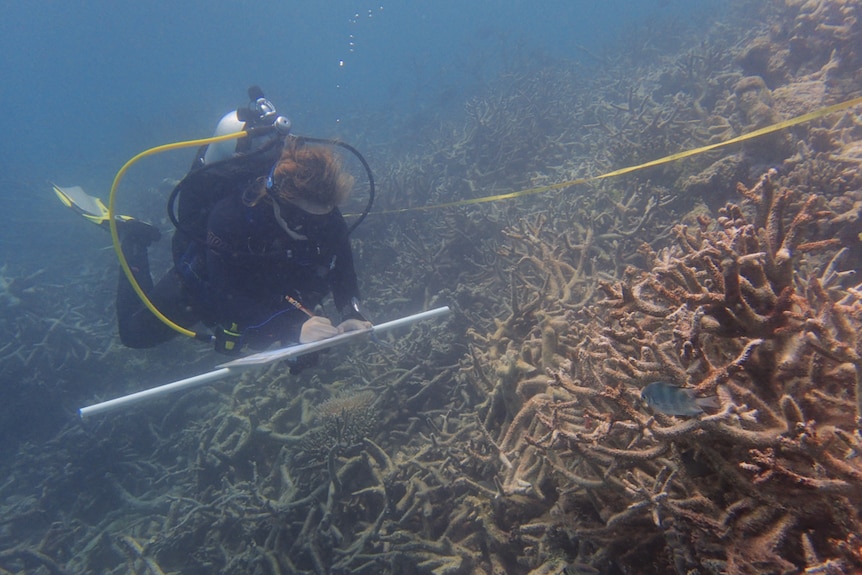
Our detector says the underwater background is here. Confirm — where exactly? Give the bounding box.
[2,0,862,574]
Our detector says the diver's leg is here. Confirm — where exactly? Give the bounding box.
[116,224,198,348]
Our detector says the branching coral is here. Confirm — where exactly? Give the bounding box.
[479,169,862,574]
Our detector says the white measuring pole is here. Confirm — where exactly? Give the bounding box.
[79,306,450,419]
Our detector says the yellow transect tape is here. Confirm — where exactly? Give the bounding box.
[375,95,862,215]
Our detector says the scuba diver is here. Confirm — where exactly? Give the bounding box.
[54,87,373,368]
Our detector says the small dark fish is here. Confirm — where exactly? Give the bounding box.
[641,381,719,416]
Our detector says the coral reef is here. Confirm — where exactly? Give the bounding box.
[473,169,862,573]
[1,1,861,574]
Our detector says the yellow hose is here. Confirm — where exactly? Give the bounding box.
[107,130,248,339]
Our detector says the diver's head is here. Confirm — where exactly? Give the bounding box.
[266,143,354,214]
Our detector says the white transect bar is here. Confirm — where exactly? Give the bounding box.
[79,369,232,419]
[79,306,450,419]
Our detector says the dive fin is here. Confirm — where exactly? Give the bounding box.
[52,184,135,229]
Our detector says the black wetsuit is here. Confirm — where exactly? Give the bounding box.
[116,192,361,352]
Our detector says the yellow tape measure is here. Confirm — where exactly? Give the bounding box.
[375,95,862,215]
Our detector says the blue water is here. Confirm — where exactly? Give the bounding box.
[0,1,712,189]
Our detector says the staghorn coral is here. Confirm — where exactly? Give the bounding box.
[480,169,862,574]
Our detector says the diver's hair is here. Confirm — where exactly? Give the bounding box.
[245,142,354,209]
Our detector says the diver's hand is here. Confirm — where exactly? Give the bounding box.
[337,319,373,334]
[300,316,339,343]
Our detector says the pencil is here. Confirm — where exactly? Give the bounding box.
[284,295,315,318]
